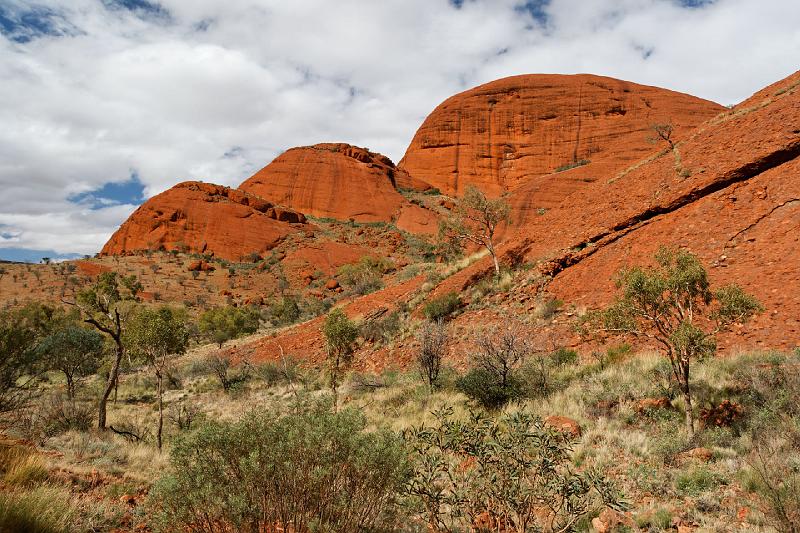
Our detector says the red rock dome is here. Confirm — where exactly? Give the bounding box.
[101,181,307,261]
[399,73,724,202]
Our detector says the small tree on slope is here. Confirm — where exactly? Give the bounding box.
[322,308,358,411]
[439,185,510,276]
[580,247,762,435]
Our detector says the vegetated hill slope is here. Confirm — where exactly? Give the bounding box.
[234,71,799,367]
[399,73,724,203]
[239,143,439,234]
[101,181,308,261]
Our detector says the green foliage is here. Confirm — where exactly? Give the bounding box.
[360,311,401,344]
[198,305,260,348]
[456,368,523,410]
[337,256,390,295]
[551,347,579,367]
[125,306,189,364]
[149,403,409,532]
[322,308,359,359]
[0,303,67,412]
[404,407,625,532]
[580,246,762,433]
[422,291,461,320]
[675,467,726,496]
[322,308,359,402]
[267,295,301,325]
[37,325,104,399]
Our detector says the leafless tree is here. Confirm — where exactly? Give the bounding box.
[417,320,450,391]
[473,325,532,388]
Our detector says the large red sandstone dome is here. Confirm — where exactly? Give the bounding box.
[101,181,307,261]
[239,143,438,234]
[399,73,724,202]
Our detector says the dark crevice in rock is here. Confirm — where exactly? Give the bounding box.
[541,140,800,278]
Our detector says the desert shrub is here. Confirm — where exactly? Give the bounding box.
[149,402,409,532]
[254,357,302,387]
[0,487,76,533]
[535,297,563,320]
[417,320,449,391]
[422,291,461,320]
[675,467,726,496]
[268,295,301,325]
[15,393,94,444]
[456,368,523,410]
[551,347,579,367]
[745,434,800,532]
[360,311,401,344]
[202,354,250,392]
[404,407,625,531]
[198,305,260,348]
[337,256,389,295]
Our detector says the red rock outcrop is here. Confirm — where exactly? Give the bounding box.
[399,74,724,204]
[239,143,438,233]
[505,70,800,352]
[101,181,307,261]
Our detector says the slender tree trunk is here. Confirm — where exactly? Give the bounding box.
[157,371,163,451]
[331,354,339,412]
[98,337,123,430]
[113,374,118,404]
[65,373,74,405]
[682,379,694,436]
[490,249,500,276]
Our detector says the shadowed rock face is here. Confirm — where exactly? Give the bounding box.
[239,143,438,233]
[399,73,724,203]
[101,181,307,261]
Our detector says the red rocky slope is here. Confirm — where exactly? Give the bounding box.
[101,181,307,261]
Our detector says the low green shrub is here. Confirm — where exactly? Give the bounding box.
[422,291,461,320]
[675,467,726,496]
[456,368,523,410]
[149,402,409,532]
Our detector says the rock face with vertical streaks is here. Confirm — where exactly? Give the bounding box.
[239,143,437,234]
[399,74,724,203]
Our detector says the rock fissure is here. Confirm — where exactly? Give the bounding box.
[542,140,800,279]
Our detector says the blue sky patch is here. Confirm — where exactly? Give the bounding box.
[515,0,550,25]
[0,4,76,43]
[0,247,84,264]
[103,0,171,22]
[69,173,145,210]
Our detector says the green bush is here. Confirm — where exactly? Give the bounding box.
[198,305,260,348]
[337,256,390,295]
[149,402,409,532]
[675,467,726,496]
[268,295,301,325]
[551,347,578,367]
[404,408,625,531]
[422,291,461,320]
[360,311,401,344]
[456,368,523,410]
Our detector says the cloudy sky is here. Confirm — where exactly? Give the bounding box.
[1,0,798,262]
